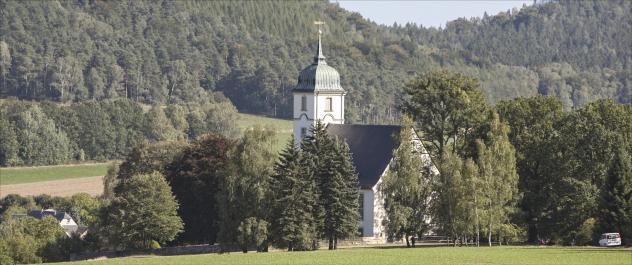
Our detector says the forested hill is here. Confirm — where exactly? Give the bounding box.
[1,0,630,123]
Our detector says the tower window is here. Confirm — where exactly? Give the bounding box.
[325,97,333,112]
[301,96,307,111]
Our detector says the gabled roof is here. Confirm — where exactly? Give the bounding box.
[27,209,73,222]
[326,124,400,189]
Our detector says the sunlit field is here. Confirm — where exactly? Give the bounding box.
[51,246,631,265]
[0,163,110,185]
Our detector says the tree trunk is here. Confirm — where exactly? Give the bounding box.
[405,234,410,248]
[328,236,334,250]
[474,194,480,247]
[498,227,502,246]
[527,220,539,244]
[334,237,337,250]
[488,221,493,247]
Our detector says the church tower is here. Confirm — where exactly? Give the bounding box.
[293,24,345,144]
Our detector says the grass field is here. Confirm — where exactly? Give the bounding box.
[236,113,293,153]
[0,163,110,185]
[51,246,631,265]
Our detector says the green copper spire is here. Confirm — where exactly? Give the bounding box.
[314,21,326,65]
[293,21,344,92]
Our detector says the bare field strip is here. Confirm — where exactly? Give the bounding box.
[0,176,103,197]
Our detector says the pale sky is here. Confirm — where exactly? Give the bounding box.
[336,1,533,28]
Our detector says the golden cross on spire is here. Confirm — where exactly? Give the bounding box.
[314,21,325,36]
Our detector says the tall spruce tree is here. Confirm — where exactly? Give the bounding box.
[599,144,632,245]
[269,138,318,251]
[302,121,360,250]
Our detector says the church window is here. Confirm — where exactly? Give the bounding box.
[301,96,307,111]
[301,127,307,138]
[325,97,333,112]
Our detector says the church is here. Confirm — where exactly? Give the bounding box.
[292,28,438,243]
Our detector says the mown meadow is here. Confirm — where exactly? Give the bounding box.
[51,246,631,265]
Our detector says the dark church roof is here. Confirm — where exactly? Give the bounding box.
[26,209,73,222]
[326,124,400,189]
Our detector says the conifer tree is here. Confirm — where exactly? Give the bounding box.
[599,144,632,245]
[302,121,360,250]
[269,138,318,251]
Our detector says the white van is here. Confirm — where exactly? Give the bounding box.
[599,233,621,247]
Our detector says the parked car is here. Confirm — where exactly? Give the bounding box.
[598,233,621,247]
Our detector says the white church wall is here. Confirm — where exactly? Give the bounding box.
[361,189,375,237]
[293,93,316,119]
[370,170,387,243]
[293,92,317,144]
[315,93,344,124]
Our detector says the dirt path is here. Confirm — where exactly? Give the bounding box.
[0,176,104,197]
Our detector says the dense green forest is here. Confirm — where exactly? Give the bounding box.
[0,98,237,166]
[1,0,630,124]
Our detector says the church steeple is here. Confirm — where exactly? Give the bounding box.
[314,23,326,65]
[292,21,345,145]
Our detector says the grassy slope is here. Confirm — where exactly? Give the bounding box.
[51,246,630,265]
[0,163,110,185]
[236,113,293,153]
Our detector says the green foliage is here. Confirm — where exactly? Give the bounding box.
[496,96,565,242]
[117,141,187,184]
[0,215,69,263]
[102,162,120,201]
[144,105,183,142]
[2,1,629,122]
[476,113,519,246]
[402,70,489,161]
[0,98,237,166]
[102,172,183,249]
[237,217,268,253]
[0,194,36,219]
[149,240,161,250]
[217,128,276,250]
[380,116,434,246]
[11,104,71,165]
[598,144,632,245]
[269,139,318,251]
[575,218,596,246]
[302,122,360,250]
[0,115,20,166]
[65,193,101,227]
[164,133,233,245]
